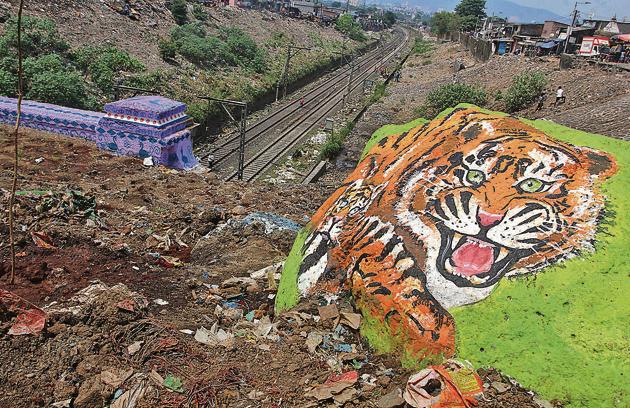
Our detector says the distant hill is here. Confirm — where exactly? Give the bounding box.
[411,0,569,23]
[486,0,569,23]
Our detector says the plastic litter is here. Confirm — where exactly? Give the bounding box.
[194,323,235,347]
[241,212,302,234]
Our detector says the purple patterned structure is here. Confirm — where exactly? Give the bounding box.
[0,96,198,170]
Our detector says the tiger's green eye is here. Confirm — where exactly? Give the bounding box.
[518,178,545,193]
[465,169,485,186]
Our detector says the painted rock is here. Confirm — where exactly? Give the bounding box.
[276,106,617,365]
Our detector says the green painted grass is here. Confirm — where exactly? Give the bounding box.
[275,227,310,312]
[449,109,630,408]
[360,118,428,161]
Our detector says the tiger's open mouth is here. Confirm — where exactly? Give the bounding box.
[436,230,531,288]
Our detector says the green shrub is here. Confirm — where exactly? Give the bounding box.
[503,71,547,112]
[126,70,163,91]
[23,53,65,79]
[266,32,288,48]
[0,16,69,57]
[159,39,177,61]
[423,83,487,116]
[71,46,144,93]
[170,25,266,72]
[219,27,267,72]
[219,28,257,63]
[369,82,387,104]
[169,0,188,25]
[186,101,208,123]
[178,35,219,66]
[27,70,88,108]
[0,69,17,96]
[192,4,208,21]
[320,122,354,160]
[170,22,206,41]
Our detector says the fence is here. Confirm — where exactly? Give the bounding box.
[456,32,493,62]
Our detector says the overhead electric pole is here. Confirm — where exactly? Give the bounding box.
[275,45,311,102]
[564,1,591,54]
[197,96,248,180]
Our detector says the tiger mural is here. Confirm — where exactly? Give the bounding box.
[281,107,617,361]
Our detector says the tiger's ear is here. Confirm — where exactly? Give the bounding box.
[579,147,618,180]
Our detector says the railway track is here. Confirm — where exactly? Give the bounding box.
[203,28,409,182]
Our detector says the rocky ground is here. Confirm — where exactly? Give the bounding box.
[0,127,557,407]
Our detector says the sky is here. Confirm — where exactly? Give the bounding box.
[514,0,628,20]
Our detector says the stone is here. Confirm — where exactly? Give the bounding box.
[231,205,247,216]
[377,388,405,408]
[491,381,510,394]
[318,303,339,321]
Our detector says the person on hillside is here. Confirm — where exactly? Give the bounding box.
[535,91,547,111]
[554,86,566,107]
[300,96,305,108]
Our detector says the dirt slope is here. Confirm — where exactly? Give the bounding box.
[6,0,353,69]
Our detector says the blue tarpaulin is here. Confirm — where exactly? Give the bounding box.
[537,41,558,49]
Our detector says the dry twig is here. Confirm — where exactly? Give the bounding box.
[8,0,25,284]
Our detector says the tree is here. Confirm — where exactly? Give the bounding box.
[455,0,486,31]
[383,11,396,28]
[430,11,460,37]
[503,72,547,112]
[335,14,366,42]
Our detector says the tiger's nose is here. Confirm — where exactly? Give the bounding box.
[478,210,504,227]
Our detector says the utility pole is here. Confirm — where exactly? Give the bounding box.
[275,45,311,102]
[197,96,248,180]
[564,1,591,54]
[342,51,355,108]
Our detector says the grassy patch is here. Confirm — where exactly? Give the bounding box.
[412,37,433,55]
[368,82,387,105]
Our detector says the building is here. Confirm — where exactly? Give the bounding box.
[541,20,569,39]
[290,0,316,16]
[582,18,630,35]
[514,23,544,37]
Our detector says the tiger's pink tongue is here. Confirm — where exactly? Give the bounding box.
[451,239,494,276]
